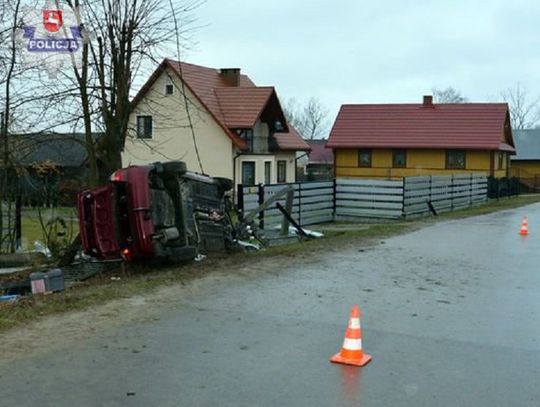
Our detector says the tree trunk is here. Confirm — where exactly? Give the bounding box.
[98,129,123,182]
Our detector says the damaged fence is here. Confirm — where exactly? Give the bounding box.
[238,181,334,229]
[238,174,488,228]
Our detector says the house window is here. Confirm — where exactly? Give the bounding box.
[136,115,153,139]
[446,150,465,169]
[393,149,406,168]
[277,160,287,183]
[264,161,272,184]
[165,84,174,95]
[241,161,256,185]
[358,149,372,167]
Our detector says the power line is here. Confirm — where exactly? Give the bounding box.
[167,0,204,174]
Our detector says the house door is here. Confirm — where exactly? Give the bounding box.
[241,161,256,185]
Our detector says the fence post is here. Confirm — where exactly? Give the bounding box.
[450,174,455,210]
[298,182,302,226]
[257,183,265,230]
[237,184,244,211]
[471,173,475,206]
[15,195,21,250]
[332,178,337,221]
[401,177,406,218]
[280,189,294,235]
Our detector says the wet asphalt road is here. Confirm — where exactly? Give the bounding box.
[2,204,540,406]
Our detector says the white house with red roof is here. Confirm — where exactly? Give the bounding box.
[327,96,515,179]
[123,59,310,186]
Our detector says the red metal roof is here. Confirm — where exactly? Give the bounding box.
[131,59,307,152]
[274,126,311,151]
[307,140,334,163]
[327,102,514,151]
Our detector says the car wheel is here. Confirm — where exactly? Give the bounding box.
[162,161,187,175]
[214,177,233,192]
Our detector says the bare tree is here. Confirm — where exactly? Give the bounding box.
[64,0,204,181]
[501,84,540,129]
[61,0,99,186]
[432,87,468,103]
[283,97,329,139]
[0,0,22,252]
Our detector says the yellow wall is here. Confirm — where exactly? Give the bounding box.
[511,161,540,177]
[335,149,510,178]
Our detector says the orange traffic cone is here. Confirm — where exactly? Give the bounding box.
[330,306,372,367]
[519,216,529,236]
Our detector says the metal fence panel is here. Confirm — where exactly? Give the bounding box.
[238,174,489,227]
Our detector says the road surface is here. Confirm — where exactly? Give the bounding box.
[1,204,540,406]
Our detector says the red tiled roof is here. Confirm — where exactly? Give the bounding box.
[131,59,307,152]
[215,87,274,128]
[307,140,334,163]
[327,103,514,151]
[274,126,311,151]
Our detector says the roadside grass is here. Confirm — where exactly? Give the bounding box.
[2,195,540,332]
[0,273,174,331]
[21,207,78,250]
[437,195,540,219]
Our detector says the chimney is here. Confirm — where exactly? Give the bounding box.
[220,68,241,87]
[423,95,434,107]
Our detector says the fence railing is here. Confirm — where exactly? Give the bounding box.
[335,178,403,219]
[403,174,487,217]
[238,174,490,228]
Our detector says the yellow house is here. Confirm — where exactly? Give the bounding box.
[123,59,310,186]
[510,129,540,191]
[327,96,515,179]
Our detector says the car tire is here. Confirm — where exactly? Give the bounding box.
[162,161,187,175]
[214,177,233,192]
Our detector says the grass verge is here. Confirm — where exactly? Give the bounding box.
[2,194,540,332]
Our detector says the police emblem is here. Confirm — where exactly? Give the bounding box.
[16,2,88,77]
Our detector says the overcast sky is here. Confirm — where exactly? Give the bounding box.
[182,0,540,129]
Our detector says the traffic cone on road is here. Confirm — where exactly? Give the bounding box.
[519,216,529,236]
[330,306,372,367]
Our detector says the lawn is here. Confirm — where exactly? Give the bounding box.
[20,207,79,251]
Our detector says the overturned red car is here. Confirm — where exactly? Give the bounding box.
[77,161,234,262]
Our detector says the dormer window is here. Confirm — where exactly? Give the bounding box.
[275,120,284,131]
[165,84,174,95]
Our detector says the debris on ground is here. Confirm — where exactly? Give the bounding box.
[0,295,19,302]
[30,269,65,294]
[273,226,325,239]
[194,254,207,262]
[33,241,52,258]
